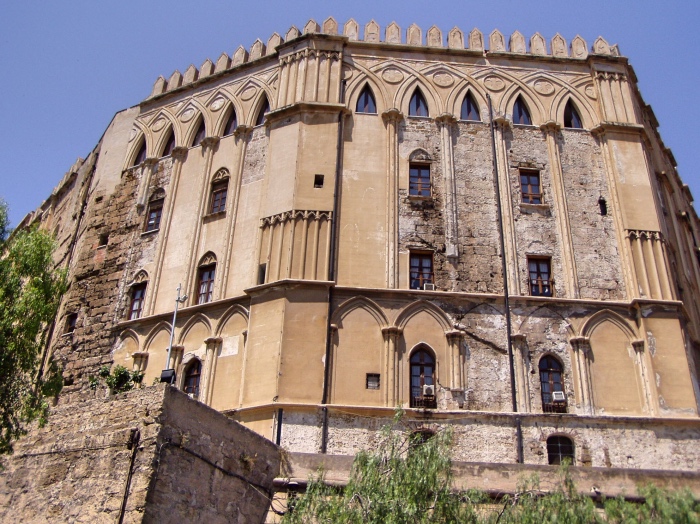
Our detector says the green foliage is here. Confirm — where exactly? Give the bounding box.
[0,199,67,454]
[281,413,700,523]
[90,364,142,394]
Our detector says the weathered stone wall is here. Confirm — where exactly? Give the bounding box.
[0,385,280,524]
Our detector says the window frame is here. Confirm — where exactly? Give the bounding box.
[209,179,229,214]
[197,264,216,304]
[409,163,431,198]
[191,120,206,148]
[539,355,567,413]
[563,100,583,129]
[161,129,176,157]
[528,256,553,297]
[144,198,164,232]
[183,359,202,399]
[513,96,532,126]
[409,252,434,290]
[223,110,237,136]
[520,169,543,205]
[128,282,147,320]
[410,349,436,409]
[460,92,480,121]
[547,436,574,465]
[408,89,429,117]
[356,85,377,114]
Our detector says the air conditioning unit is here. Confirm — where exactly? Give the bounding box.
[552,391,566,402]
[423,283,436,291]
[422,384,435,396]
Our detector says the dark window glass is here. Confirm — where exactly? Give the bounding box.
[184,360,202,399]
[256,98,270,126]
[197,265,216,304]
[258,263,267,285]
[192,120,206,147]
[409,89,429,117]
[598,196,608,216]
[314,174,324,188]
[223,110,237,136]
[539,356,566,413]
[547,436,574,465]
[145,199,164,232]
[134,140,147,166]
[209,180,228,214]
[410,253,434,290]
[529,257,553,297]
[410,350,436,408]
[356,85,377,113]
[366,373,380,390]
[564,100,583,129]
[162,130,176,157]
[460,92,480,121]
[409,164,431,197]
[513,96,532,125]
[520,170,542,204]
[129,283,147,320]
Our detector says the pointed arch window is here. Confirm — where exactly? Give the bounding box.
[191,119,206,147]
[223,109,237,136]
[209,170,229,214]
[161,129,176,157]
[356,84,377,114]
[144,189,165,232]
[255,97,270,126]
[564,100,583,129]
[460,92,480,121]
[513,96,532,125]
[197,253,216,304]
[539,355,567,413]
[184,359,202,399]
[133,139,147,167]
[409,89,429,117]
[410,349,436,408]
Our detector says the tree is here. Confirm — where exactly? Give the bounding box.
[0,200,66,454]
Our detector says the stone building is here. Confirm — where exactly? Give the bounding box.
[25,18,700,475]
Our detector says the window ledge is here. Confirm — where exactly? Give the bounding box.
[406,115,432,120]
[355,112,378,116]
[408,195,433,204]
[512,124,538,129]
[520,203,551,216]
[141,229,159,237]
[203,211,226,223]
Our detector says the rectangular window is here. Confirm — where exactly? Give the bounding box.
[520,169,542,204]
[409,164,431,197]
[257,263,267,285]
[528,257,553,297]
[129,283,147,320]
[314,174,324,188]
[209,181,228,214]
[366,373,380,390]
[410,253,434,290]
[197,265,216,304]
[64,313,77,334]
[145,199,164,232]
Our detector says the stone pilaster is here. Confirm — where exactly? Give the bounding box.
[436,113,459,259]
[570,336,594,415]
[382,326,403,406]
[511,333,531,412]
[382,109,404,289]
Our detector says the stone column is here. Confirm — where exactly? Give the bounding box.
[511,334,531,412]
[541,121,579,298]
[169,345,184,374]
[446,329,465,390]
[382,109,404,289]
[382,327,403,406]
[202,336,222,406]
[436,114,459,259]
[570,336,594,415]
[632,339,657,416]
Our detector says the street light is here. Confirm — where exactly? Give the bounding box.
[160,283,188,384]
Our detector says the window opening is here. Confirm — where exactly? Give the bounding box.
[133,140,147,167]
[184,360,202,399]
[257,263,267,285]
[256,97,270,126]
[539,356,567,413]
[410,350,436,408]
[409,164,431,197]
[410,253,434,290]
[356,85,377,114]
[547,436,574,465]
[191,120,206,148]
[366,373,380,390]
[209,179,228,214]
[98,233,109,247]
[162,129,176,157]
[460,92,480,121]
[520,169,542,204]
[145,199,164,232]
[64,313,77,334]
[314,174,324,188]
[513,96,532,125]
[409,89,429,117]
[564,100,583,129]
[197,264,216,304]
[223,110,237,136]
[598,196,608,216]
[129,283,147,320]
[528,257,553,297]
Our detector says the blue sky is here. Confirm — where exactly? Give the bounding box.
[1,0,698,226]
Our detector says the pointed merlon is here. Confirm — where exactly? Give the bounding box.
[447,27,464,49]
[530,32,547,55]
[232,45,248,66]
[267,33,283,54]
[215,52,231,73]
[386,21,401,44]
[303,19,320,34]
[183,64,198,85]
[344,19,359,41]
[407,23,422,46]
[167,70,182,91]
[570,35,587,59]
[200,58,214,78]
[286,25,300,41]
[593,36,611,55]
[551,33,568,57]
[249,39,266,61]
[509,31,526,53]
[322,17,338,35]
[365,20,380,42]
[151,76,166,98]
[427,25,443,47]
[489,30,505,52]
[469,28,484,51]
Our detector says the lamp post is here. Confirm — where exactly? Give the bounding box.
[160,283,188,384]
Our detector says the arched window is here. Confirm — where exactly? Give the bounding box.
[133,139,147,167]
[512,96,532,125]
[564,99,583,129]
[144,189,165,232]
[191,119,206,147]
[184,359,202,399]
[208,169,229,214]
[197,253,217,304]
[409,89,429,117]
[539,355,566,413]
[410,349,436,408]
[161,128,176,157]
[255,97,270,126]
[356,84,377,114]
[223,109,237,136]
[547,436,574,465]
[460,92,480,121]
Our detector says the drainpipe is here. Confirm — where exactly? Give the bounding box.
[488,94,524,464]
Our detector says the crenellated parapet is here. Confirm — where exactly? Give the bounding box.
[148,17,620,99]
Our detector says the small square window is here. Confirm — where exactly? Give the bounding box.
[145,199,164,232]
[409,164,431,197]
[314,174,324,188]
[520,169,542,204]
[366,373,380,390]
[528,257,553,297]
[410,252,434,290]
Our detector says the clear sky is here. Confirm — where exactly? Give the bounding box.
[1,0,698,227]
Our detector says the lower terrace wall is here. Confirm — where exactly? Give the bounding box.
[0,385,280,524]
